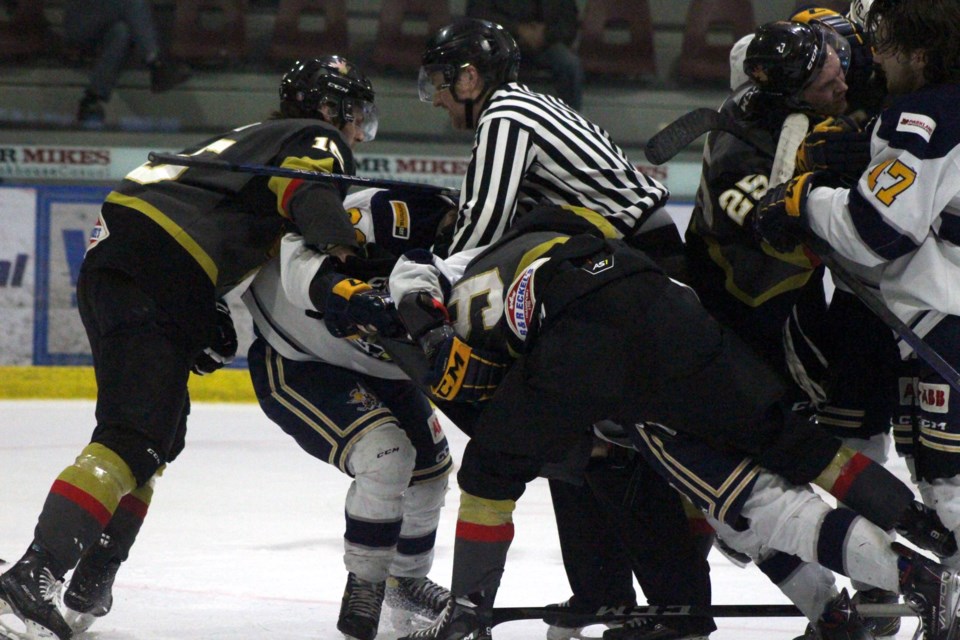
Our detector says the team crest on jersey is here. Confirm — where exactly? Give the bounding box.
[86,214,109,253]
[897,113,936,142]
[506,258,546,340]
[347,385,382,412]
[919,382,950,414]
[390,200,411,240]
[582,254,614,275]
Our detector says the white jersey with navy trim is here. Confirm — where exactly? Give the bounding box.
[241,187,452,376]
[450,82,669,254]
[805,82,960,354]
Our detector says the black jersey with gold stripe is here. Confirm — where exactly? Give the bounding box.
[82,117,356,342]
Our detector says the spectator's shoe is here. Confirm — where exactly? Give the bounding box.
[337,573,385,640]
[62,551,120,634]
[602,616,711,640]
[386,576,450,629]
[895,542,960,640]
[852,588,900,637]
[791,589,873,639]
[149,60,191,93]
[399,594,491,640]
[0,548,72,640]
[896,501,958,559]
[77,93,105,128]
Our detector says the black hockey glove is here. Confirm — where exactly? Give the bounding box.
[337,244,399,282]
[323,276,405,339]
[796,117,872,187]
[753,171,821,253]
[192,300,238,375]
[397,292,508,403]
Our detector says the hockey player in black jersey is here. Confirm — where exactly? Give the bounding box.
[339,205,960,640]
[0,56,377,640]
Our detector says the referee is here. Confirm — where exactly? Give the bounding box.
[418,17,671,256]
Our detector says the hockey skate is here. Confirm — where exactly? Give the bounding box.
[601,616,712,640]
[385,576,450,631]
[0,549,71,640]
[791,589,872,640]
[895,542,960,640]
[543,596,636,640]
[62,555,120,634]
[337,573,386,640]
[896,501,958,559]
[852,588,900,638]
[398,594,491,640]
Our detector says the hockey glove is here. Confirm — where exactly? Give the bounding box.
[796,117,871,187]
[423,331,509,403]
[397,292,509,403]
[192,300,238,375]
[323,277,404,339]
[752,171,820,253]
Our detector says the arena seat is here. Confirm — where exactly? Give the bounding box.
[267,0,349,67]
[369,0,451,73]
[0,1,55,59]
[578,0,656,79]
[676,0,755,84]
[169,0,248,66]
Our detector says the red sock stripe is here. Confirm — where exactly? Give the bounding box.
[455,520,515,543]
[50,479,112,527]
[831,452,871,501]
[688,517,715,537]
[117,493,149,520]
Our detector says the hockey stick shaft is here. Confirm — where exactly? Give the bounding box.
[800,231,960,393]
[492,603,915,626]
[146,152,461,199]
[644,108,777,165]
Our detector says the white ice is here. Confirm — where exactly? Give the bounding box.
[0,400,923,639]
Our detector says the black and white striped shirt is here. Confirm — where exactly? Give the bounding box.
[449,82,669,254]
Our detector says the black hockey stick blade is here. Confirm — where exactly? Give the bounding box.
[644,108,777,165]
[798,230,960,393]
[146,152,461,199]
[492,602,915,627]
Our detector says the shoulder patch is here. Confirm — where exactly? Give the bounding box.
[505,257,547,341]
[896,112,936,142]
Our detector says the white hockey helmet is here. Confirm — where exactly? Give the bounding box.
[847,0,874,27]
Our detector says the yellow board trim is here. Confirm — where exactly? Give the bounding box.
[105,191,219,284]
[0,366,256,402]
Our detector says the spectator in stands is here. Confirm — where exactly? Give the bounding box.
[64,0,191,127]
[466,0,583,111]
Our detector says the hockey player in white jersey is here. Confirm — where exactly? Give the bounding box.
[753,0,960,596]
[241,188,456,640]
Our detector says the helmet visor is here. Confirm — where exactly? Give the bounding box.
[418,64,458,103]
[805,23,852,89]
[340,97,379,142]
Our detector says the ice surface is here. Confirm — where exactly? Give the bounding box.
[0,400,920,639]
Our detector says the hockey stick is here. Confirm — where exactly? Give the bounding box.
[492,602,915,627]
[146,152,461,199]
[764,115,960,393]
[644,108,777,165]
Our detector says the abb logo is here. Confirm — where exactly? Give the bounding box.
[919,383,950,414]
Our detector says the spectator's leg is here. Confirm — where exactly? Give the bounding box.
[540,43,584,111]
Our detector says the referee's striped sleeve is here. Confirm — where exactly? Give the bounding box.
[450,118,533,254]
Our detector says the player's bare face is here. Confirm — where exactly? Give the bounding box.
[801,47,848,116]
[339,120,365,149]
[429,72,468,130]
[874,45,926,96]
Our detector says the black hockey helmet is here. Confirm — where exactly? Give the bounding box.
[744,21,850,108]
[418,17,520,103]
[279,56,378,140]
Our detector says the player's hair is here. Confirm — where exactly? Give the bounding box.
[867,0,960,84]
